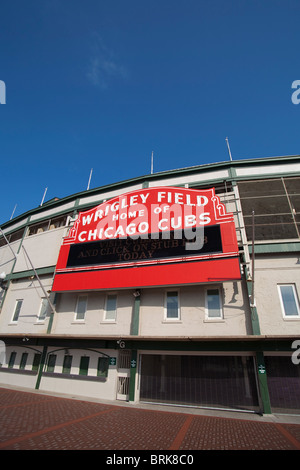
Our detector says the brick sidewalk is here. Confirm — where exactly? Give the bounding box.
[1,387,300,450]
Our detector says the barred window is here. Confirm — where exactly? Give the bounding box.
[238,177,300,241]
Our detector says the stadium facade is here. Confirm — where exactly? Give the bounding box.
[0,154,299,415]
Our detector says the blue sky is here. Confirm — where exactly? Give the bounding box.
[0,0,299,224]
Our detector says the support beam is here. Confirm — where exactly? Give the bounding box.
[130,291,141,336]
[129,349,137,402]
[35,345,48,390]
[256,351,272,414]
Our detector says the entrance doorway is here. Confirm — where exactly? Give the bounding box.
[116,350,131,400]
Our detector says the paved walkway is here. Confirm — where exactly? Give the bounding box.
[1,386,300,451]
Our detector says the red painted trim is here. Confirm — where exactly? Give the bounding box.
[52,257,241,291]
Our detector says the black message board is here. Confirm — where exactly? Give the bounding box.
[66,225,222,268]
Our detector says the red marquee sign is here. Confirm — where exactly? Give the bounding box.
[52,187,241,291]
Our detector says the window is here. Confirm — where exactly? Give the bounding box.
[278,284,300,317]
[49,215,68,230]
[0,228,24,247]
[27,221,49,236]
[47,354,57,372]
[62,355,72,374]
[32,353,41,372]
[75,296,87,321]
[19,353,28,370]
[206,288,223,319]
[12,299,23,323]
[104,294,117,321]
[97,357,109,377]
[79,356,90,376]
[118,350,131,369]
[165,291,180,320]
[27,215,69,236]
[238,177,300,241]
[38,298,48,322]
[8,352,16,368]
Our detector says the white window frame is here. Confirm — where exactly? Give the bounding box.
[75,295,88,321]
[37,297,48,322]
[164,290,180,321]
[278,284,300,318]
[11,299,23,323]
[205,287,223,320]
[104,294,117,322]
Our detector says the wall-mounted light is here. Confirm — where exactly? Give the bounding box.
[133,290,140,298]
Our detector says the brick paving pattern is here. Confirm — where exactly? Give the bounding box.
[1,387,300,450]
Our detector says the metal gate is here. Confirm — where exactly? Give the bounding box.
[140,354,260,412]
[265,356,300,414]
[116,350,131,400]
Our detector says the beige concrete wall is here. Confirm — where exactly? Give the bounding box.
[2,254,299,339]
[254,254,300,336]
[0,345,118,401]
[52,290,134,337]
[39,347,118,401]
[0,345,42,390]
[50,280,252,338]
[139,282,252,337]
[0,240,20,276]
[0,275,53,335]
[13,226,67,272]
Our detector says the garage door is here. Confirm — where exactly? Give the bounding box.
[140,354,259,412]
[265,356,300,414]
